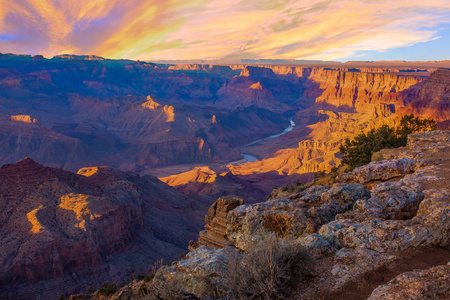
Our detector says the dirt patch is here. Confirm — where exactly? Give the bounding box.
[298,247,450,300]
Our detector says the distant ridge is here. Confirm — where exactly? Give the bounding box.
[53,54,105,60]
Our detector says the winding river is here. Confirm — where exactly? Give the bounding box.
[239,118,296,163]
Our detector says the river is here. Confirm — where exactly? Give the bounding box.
[239,118,296,163]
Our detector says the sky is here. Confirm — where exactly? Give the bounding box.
[0,0,450,62]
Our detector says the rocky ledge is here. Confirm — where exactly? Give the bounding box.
[151,130,450,299]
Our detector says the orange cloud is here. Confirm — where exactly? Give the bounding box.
[0,0,449,60]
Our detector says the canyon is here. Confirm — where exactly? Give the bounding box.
[0,53,450,298]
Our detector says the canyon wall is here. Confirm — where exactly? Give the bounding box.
[0,158,205,299]
[0,55,449,194]
[231,67,431,176]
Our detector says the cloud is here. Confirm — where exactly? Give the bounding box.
[0,0,449,60]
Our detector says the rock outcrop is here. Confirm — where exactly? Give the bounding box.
[227,184,369,250]
[194,196,244,249]
[159,167,266,204]
[10,115,37,123]
[153,246,238,299]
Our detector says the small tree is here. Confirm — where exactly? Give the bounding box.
[98,282,117,296]
[340,115,435,169]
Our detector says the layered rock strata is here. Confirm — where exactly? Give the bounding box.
[194,196,244,249]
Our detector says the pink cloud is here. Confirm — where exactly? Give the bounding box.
[0,0,449,60]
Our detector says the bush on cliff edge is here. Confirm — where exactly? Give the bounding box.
[340,114,435,169]
[223,236,314,299]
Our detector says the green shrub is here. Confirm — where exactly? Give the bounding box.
[136,274,145,281]
[98,282,117,296]
[86,285,94,295]
[340,114,435,169]
[138,283,148,297]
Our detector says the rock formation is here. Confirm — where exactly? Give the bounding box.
[406,68,450,121]
[10,115,37,123]
[159,167,266,203]
[368,263,450,299]
[193,196,244,249]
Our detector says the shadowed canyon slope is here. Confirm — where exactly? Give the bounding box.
[0,158,210,299]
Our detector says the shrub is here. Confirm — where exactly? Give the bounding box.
[263,214,292,237]
[223,236,314,299]
[138,283,148,297]
[98,282,117,296]
[340,114,435,169]
[144,273,154,283]
[136,273,145,281]
[86,285,94,295]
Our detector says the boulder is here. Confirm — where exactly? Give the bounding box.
[152,246,238,298]
[336,158,415,184]
[368,263,450,300]
[227,183,369,250]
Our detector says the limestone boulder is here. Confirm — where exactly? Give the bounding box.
[152,246,238,298]
[368,263,450,300]
[227,183,369,250]
[336,157,415,184]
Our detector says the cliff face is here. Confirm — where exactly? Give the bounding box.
[306,68,424,112]
[406,68,450,121]
[232,67,433,176]
[0,159,205,299]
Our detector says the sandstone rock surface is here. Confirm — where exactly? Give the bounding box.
[194,196,244,249]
